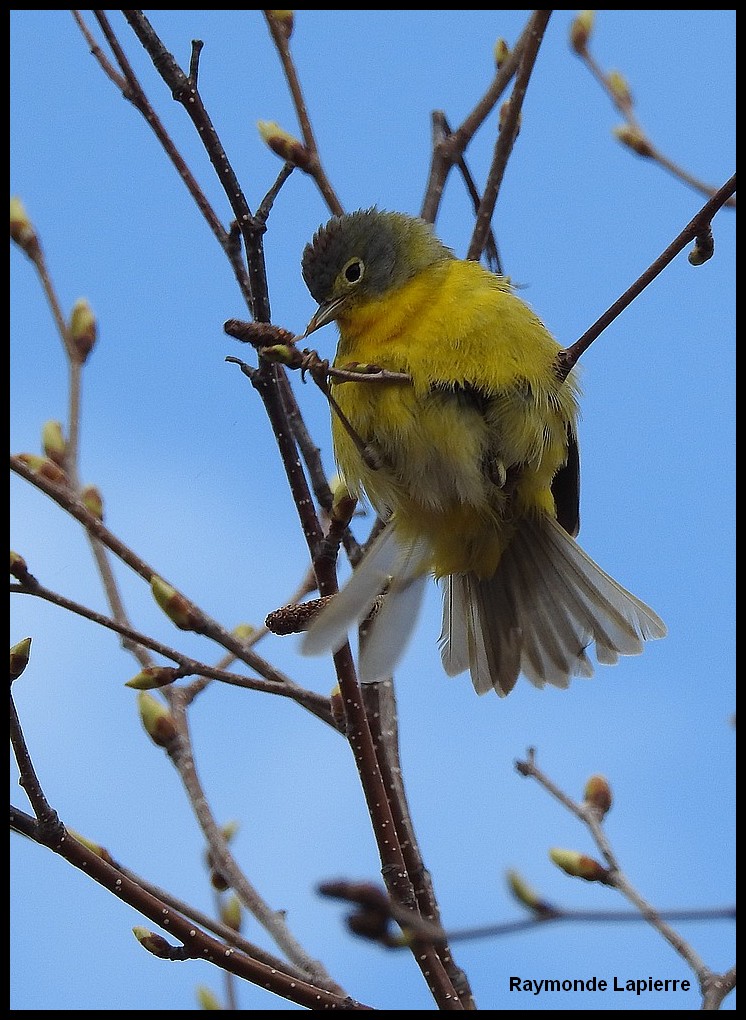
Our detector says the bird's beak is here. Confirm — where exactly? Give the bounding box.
[302,296,347,339]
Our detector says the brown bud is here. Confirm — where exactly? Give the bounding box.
[137,691,178,748]
[499,99,521,135]
[584,774,613,818]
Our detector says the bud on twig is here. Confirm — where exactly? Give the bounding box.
[583,774,613,818]
[10,550,31,582]
[10,196,40,259]
[68,299,97,363]
[41,420,67,466]
[266,10,294,40]
[132,926,175,959]
[220,820,240,843]
[330,684,346,731]
[570,10,595,55]
[10,637,32,683]
[196,986,223,1010]
[506,869,550,914]
[549,847,611,884]
[16,453,67,485]
[688,228,715,266]
[493,38,510,69]
[613,124,654,158]
[220,894,242,932]
[606,69,633,110]
[257,121,312,171]
[80,484,104,521]
[137,691,178,748]
[67,828,116,866]
[499,99,521,135]
[126,666,180,691]
[150,576,202,632]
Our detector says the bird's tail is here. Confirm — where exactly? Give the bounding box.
[440,514,667,696]
[301,524,431,683]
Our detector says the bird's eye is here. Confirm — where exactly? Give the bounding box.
[342,258,364,284]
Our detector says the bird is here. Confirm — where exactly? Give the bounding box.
[298,208,666,696]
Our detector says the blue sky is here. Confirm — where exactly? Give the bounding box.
[10,10,735,1011]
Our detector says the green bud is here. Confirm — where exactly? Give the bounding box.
[220,819,240,843]
[10,196,40,258]
[330,683,346,731]
[196,986,223,1010]
[220,894,242,932]
[232,623,256,643]
[506,869,544,912]
[67,828,116,865]
[493,38,510,69]
[570,10,595,54]
[549,848,610,883]
[257,121,311,170]
[41,420,67,466]
[150,576,202,632]
[10,637,32,682]
[16,452,67,485]
[266,10,294,40]
[613,124,654,158]
[69,298,97,363]
[132,926,173,958]
[606,69,633,109]
[137,691,178,748]
[80,484,104,521]
[126,666,180,691]
[10,550,31,581]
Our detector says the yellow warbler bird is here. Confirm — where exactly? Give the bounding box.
[299,208,666,696]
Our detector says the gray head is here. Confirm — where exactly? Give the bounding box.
[301,208,454,327]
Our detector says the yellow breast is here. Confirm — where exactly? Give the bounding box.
[329,259,579,577]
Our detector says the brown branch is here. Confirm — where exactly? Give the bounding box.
[10,807,370,1010]
[10,580,333,722]
[467,10,552,261]
[557,172,736,378]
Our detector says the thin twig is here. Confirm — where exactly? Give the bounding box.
[572,19,736,209]
[263,11,344,216]
[557,172,736,377]
[468,10,552,261]
[10,580,333,721]
[515,749,735,1008]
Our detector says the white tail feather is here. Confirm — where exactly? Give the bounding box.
[440,514,666,696]
[301,526,430,683]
